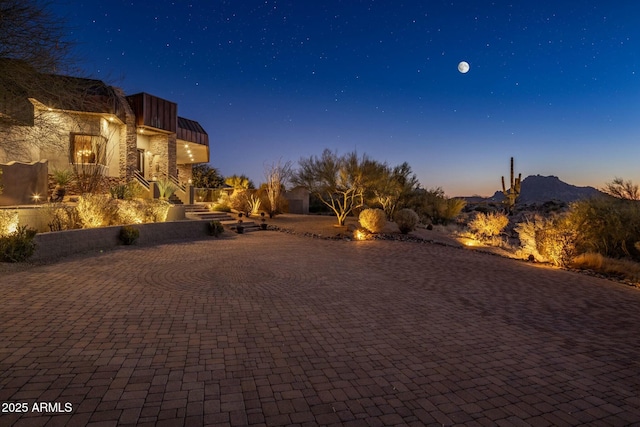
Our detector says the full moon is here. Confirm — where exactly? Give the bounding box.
[458,61,470,74]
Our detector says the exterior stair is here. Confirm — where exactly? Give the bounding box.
[168,193,184,204]
[183,205,264,233]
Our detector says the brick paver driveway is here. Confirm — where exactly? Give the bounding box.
[1,232,639,426]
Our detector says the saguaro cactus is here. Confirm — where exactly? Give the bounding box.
[501,157,521,214]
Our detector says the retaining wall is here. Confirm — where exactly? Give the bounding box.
[31,220,214,262]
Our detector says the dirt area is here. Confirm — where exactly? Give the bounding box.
[265,213,464,247]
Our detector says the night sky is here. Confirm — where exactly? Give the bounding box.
[51,1,640,196]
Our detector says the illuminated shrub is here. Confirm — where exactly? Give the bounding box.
[210,203,231,212]
[229,190,250,213]
[77,194,117,228]
[534,215,577,267]
[394,208,419,234]
[359,208,387,233]
[0,210,19,237]
[116,200,146,224]
[468,212,509,241]
[514,214,546,261]
[142,199,171,223]
[0,225,37,262]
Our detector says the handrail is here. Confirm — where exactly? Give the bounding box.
[169,175,186,192]
[133,170,150,190]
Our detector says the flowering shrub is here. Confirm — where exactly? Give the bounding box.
[394,209,419,234]
[359,208,387,233]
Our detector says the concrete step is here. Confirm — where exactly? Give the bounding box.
[226,221,264,233]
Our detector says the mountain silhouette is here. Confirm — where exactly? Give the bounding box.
[489,175,603,204]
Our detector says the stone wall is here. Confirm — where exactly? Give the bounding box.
[31,219,214,262]
[177,164,193,185]
[0,160,49,206]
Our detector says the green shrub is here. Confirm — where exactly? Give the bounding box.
[208,220,224,237]
[0,225,37,262]
[359,208,387,233]
[568,197,640,260]
[394,209,419,234]
[109,183,130,200]
[52,168,74,186]
[119,225,139,245]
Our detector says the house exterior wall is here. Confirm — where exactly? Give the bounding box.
[0,104,123,178]
[177,164,193,185]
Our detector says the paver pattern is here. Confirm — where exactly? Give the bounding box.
[1,231,639,426]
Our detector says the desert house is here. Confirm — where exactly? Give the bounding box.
[0,63,209,206]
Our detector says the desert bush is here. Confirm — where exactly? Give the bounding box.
[359,208,387,233]
[229,190,250,213]
[110,181,144,200]
[210,203,231,212]
[534,215,577,267]
[394,208,419,234]
[119,225,140,245]
[77,194,117,228]
[207,220,224,237]
[572,252,640,283]
[44,203,79,231]
[142,199,171,223]
[567,197,640,260]
[0,225,37,262]
[0,210,19,237]
[418,189,467,225]
[468,212,509,241]
[116,199,146,224]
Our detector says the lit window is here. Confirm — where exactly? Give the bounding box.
[70,134,106,165]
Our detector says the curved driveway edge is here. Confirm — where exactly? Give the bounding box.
[1,232,639,426]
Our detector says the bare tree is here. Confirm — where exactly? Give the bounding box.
[264,159,292,217]
[0,0,73,73]
[293,149,370,226]
[602,177,639,201]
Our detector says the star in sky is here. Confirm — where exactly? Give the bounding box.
[54,0,640,195]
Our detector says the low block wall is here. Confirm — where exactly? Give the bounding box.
[32,220,214,262]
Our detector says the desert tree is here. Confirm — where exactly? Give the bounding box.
[292,149,370,226]
[191,164,224,188]
[224,174,254,190]
[264,159,292,217]
[602,177,639,201]
[370,161,421,220]
[0,0,74,74]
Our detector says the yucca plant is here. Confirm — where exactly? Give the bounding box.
[156,178,177,200]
